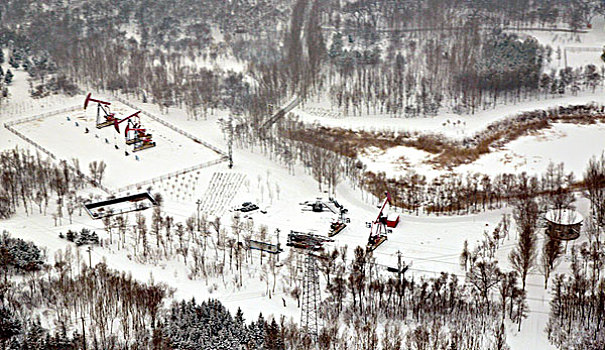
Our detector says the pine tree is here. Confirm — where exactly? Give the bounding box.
[66,230,75,242]
[0,306,21,347]
[4,69,13,85]
[76,228,91,246]
[23,319,47,349]
[264,318,284,350]
[8,55,18,69]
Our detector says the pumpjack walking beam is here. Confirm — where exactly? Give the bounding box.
[84,93,115,128]
[113,111,141,133]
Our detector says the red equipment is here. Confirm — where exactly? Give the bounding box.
[125,122,152,145]
[113,111,141,133]
[83,93,111,109]
[133,136,156,152]
[366,192,393,251]
[127,127,148,136]
[84,93,117,129]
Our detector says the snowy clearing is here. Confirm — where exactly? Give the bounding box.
[359,121,605,180]
[9,99,224,190]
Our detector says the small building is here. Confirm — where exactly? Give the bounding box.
[84,192,158,219]
[544,208,583,240]
[386,212,400,228]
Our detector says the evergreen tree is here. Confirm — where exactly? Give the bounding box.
[65,230,75,242]
[4,69,13,85]
[264,318,284,350]
[8,55,19,69]
[22,319,47,349]
[0,306,21,347]
[328,33,344,59]
[1,233,44,272]
[76,228,91,246]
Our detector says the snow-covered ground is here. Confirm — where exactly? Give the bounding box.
[359,120,605,180]
[9,99,223,190]
[456,121,605,177]
[0,50,599,349]
[513,16,605,71]
[293,89,604,140]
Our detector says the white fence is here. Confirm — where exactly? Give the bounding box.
[111,95,228,157]
[114,156,228,194]
[3,105,113,194]
[3,98,229,196]
[565,46,603,53]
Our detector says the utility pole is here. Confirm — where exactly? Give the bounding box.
[87,246,92,268]
[397,250,403,284]
[196,199,202,233]
[275,228,281,261]
[301,252,320,343]
[228,114,234,169]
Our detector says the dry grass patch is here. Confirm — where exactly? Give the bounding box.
[284,104,605,169]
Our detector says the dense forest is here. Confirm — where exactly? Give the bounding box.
[1,0,604,115]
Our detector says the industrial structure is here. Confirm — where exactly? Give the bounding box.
[83,94,156,152]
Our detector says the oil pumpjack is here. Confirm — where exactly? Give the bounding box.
[84,93,117,129]
[112,111,156,152]
[125,119,152,145]
[83,93,157,152]
[366,192,393,251]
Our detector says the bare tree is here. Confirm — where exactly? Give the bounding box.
[539,234,562,289]
[509,198,539,291]
[97,161,107,185]
[467,259,501,315]
[584,153,605,231]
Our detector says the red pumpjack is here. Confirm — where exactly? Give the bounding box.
[366,192,393,251]
[113,111,141,134]
[133,136,156,152]
[125,119,152,145]
[114,111,156,152]
[84,93,117,129]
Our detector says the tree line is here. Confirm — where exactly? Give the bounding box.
[0,147,108,223]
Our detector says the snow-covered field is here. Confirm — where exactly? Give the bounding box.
[456,121,605,177]
[10,99,223,190]
[1,36,602,348]
[293,90,605,139]
[359,121,605,180]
